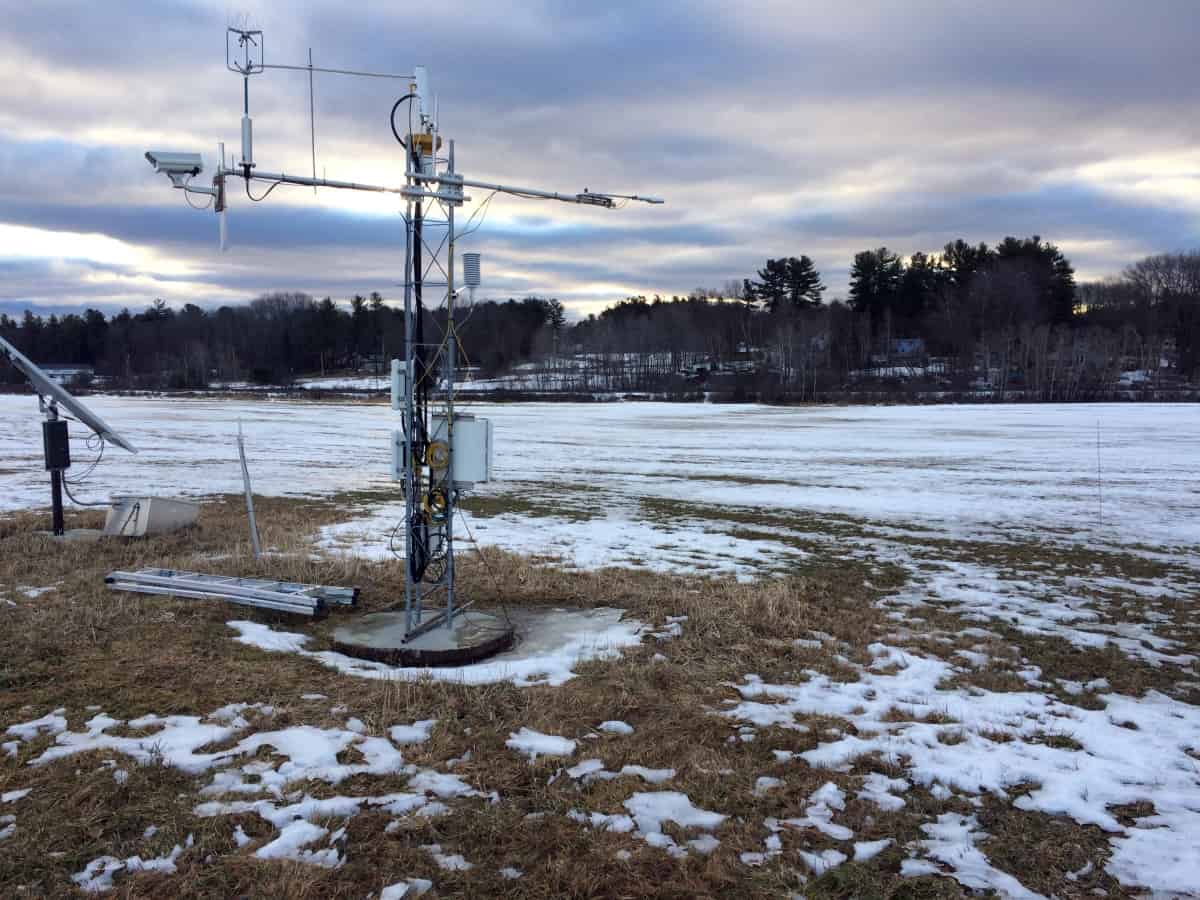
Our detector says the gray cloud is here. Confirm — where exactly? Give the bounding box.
[2,0,1199,315]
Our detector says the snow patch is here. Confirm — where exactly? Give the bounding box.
[725,645,1200,896]
[72,842,187,893]
[423,843,473,870]
[912,814,1041,899]
[389,719,437,745]
[506,727,576,760]
[380,878,432,898]
[854,838,892,861]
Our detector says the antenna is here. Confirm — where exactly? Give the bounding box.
[143,30,663,654]
[1,335,137,535]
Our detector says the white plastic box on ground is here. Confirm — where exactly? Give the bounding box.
[103,496,200,537]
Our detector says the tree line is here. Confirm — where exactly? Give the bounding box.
[566,240,1197,399]
[2,238,1197,400]
[1,293,566,389]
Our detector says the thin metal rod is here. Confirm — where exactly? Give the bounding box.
[261,63,413,80]
[237,420,262,559]
[308,48,317,194]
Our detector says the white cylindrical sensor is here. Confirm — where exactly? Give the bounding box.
[462,252,481,288]
[240,115,254,168]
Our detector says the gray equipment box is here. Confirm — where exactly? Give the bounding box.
[430,414,493,487]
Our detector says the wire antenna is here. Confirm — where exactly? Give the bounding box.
[308,47,317,194]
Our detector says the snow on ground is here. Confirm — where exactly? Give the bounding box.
[3,397,1199,893]
[5,702,722,891]
[380,878,432,898]
[465,402,1199,552]
[0,394,397,511]
[563,759,675,785]
[390,720,437,745]
[4,396,1197,642]
[3,397,1196,553]
[4,703,493,886]
[569,790,727,859]
[723,643,1200,895]
[73,841,190,894]
[506,728,576,760]
[295,374,389,391]
[312,400,1200,669]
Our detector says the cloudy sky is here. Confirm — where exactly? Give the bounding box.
[2,0,1199,319]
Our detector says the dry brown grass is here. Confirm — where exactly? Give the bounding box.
[0,493,1185,898]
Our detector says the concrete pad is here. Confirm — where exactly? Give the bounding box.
[332,609,515,667]
[330,605,634,672]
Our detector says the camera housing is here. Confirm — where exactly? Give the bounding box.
[145,151,204,186]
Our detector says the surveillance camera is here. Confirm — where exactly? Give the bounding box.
[144,151,204,182]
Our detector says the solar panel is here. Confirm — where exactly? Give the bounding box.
[0,335,137,453]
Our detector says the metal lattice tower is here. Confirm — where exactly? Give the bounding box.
[145,28,663,647]
[399,111,464,638]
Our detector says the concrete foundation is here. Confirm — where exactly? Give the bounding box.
[331,609,516,667]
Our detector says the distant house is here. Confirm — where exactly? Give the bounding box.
[42,365,94,386]
[870,338,926,367]
[890,338,925,359]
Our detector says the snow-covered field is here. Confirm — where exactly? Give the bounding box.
[2,395,1199,894]
[3,395,1196,550]
[3,395,1197,660]
[0,394,398,511]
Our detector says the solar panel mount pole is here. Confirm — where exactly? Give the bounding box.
[43,399,65,536]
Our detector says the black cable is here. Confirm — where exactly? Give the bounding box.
[64,434,104,485]
[390,93,415,149]
[245,179,283,202]
[61,478,108,507]
[456,506,514,628]
[387,516,406,561]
